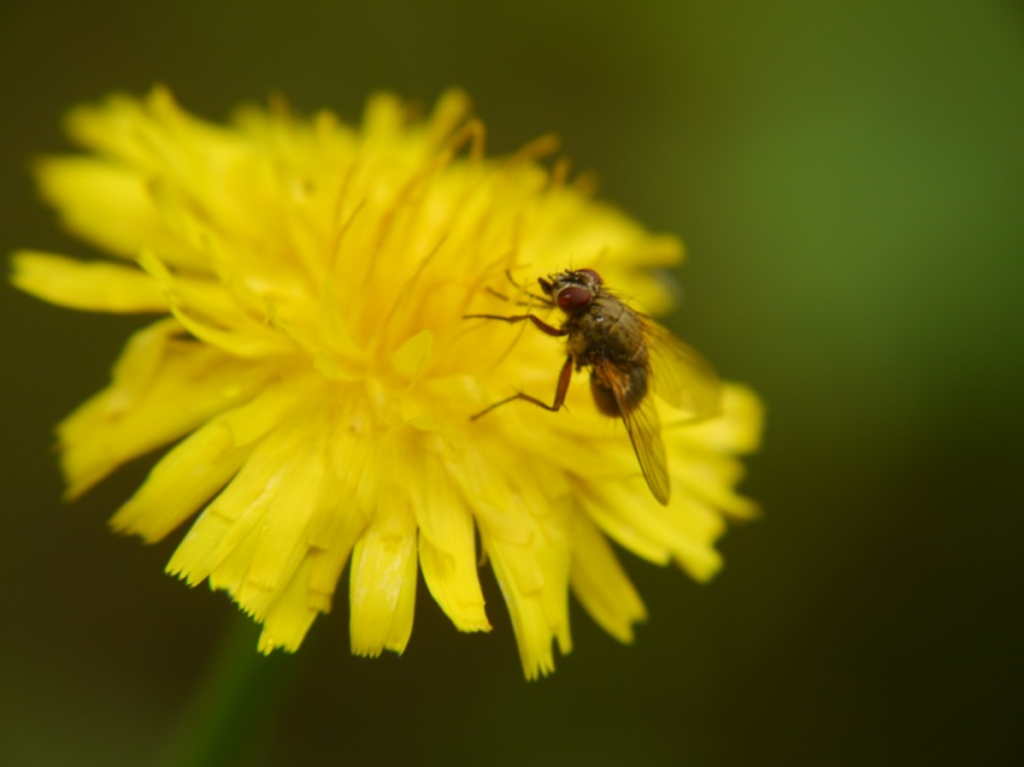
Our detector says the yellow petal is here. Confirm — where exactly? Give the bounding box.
[404,442,489,631]
[35,157,204,268]
[485,531,572,680]
[166,398,323,588]
[110,416,247,542]
[577,482,674,565]
[346,426,419,657]
[58,321,276,497]
[569,510,647,643]
[419,537,490,633]
[304,411,372,610]
[10,251,166,312]
[236,419,332,618]
[258,557,318,653]
[349,517,419,657]
[136,250,297,359]
[391,329,433,381]
[307,517,365,613]
[672,383,764,456]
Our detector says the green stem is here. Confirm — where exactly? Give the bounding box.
[156,614,297,767]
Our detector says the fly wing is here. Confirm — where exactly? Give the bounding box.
[643,318,721,420]
[597,359,671,505]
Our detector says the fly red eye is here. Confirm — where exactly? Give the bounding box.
[577,268,602,286]
[557,285,593,312]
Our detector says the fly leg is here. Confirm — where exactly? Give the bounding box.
[463,312,566,337]
[478,269,552,306]
[471,355,573,421]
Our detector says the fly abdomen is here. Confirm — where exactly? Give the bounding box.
[590,364,649,417]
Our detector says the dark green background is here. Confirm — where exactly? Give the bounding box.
[3,1,1022,765]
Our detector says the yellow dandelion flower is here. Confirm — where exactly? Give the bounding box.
[12,87,762,679]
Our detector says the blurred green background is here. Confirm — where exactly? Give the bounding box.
[3,1,1023,765]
